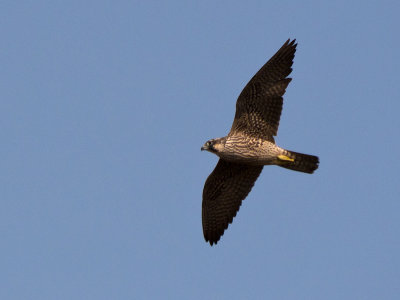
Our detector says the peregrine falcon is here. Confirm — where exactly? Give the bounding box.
[201,39,319,245]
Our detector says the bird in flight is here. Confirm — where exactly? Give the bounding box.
[201,39,319,245]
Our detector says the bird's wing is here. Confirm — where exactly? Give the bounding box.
[202,159,263,245]
[229,39,297,141]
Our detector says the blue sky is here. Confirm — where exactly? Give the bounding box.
[1,1,400,299]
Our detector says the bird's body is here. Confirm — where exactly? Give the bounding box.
[207,135,283,166]
[201,39,319,245]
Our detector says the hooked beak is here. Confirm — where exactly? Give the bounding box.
[201,146,206,151]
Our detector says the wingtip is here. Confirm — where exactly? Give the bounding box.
[209,240,217,246]
[280,39,297,53]
[290,38,297,47]
[205,235,220,246]
[204,228,224,246]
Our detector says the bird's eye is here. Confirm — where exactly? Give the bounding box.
[207,141,212,146]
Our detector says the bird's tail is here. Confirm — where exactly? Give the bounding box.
[277,149,319,174]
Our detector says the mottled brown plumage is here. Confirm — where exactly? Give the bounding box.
[201,39,319,245]
[202,160,263,244]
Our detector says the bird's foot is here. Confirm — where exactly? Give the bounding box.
[278,155,294,162]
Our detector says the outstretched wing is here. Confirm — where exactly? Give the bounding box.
[229,39,297,141]
[202,159,263,245]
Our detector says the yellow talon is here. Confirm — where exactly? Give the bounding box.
[278,155,294,162]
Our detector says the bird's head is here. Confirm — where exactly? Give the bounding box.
[201,138,225,153]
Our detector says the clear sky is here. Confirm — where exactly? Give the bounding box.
[1,1,399,299]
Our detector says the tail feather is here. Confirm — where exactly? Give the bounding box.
[279,150,319,174]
